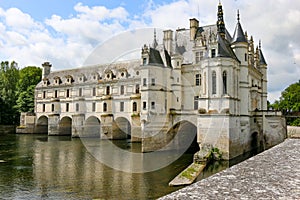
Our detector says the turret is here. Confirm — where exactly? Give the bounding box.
[42,62,52,79]
[231,10,249,115]
[231,10,248,65]
[258,41,268,110]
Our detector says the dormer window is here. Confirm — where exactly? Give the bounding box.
[43,78,49,86]
[78,74,86,83]
[65,75,73,84]
[104,69,114,80]
[118,69,128,79]
[211,49,216,58]
[91,72,99,81]
[53,76,61,85]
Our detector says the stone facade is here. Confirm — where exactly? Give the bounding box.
[19,3,286,160]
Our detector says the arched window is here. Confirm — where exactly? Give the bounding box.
[222,71,227,94]
[132,102,137,112]
[103,102,107,112]
[212,71,216,95]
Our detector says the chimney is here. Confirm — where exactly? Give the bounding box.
[42,62,52,79]
[163,30,173,55]
[190,18,199,40]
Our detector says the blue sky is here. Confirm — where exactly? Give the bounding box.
[0,0,299,102]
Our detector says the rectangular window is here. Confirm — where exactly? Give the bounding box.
[143,78,147,86]
[120,85,124,95]
[106,86,110,95]
[194,96,199,110]
[42,104,45,112]
[211,49,216,58]
[195,74,201,86]
[92,102,96,112]
[143,58,147,65]
[151,78,155,86]
[93,87,96,96]
[135,84,140,93]
[245,53,248,61]
[51,104,54,112]
[200,51,204,59]
[151,101,155,110]
[43,91,46,99]
[195,52,200,63]
[66,103,69,112]
[132,102,137,112]
[66,89,70,98]
[120,102,124,112]
[79,88,82,96]
[76,103,79,112]
[54,90,58,98]
[143,102,147,110]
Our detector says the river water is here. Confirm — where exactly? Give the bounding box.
[0,134,229,199]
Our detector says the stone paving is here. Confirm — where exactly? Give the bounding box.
[160,139,300,200]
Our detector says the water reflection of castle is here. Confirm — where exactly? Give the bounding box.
[19,3,286,160]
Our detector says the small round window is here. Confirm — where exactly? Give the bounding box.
[121,72,124,77]
[136,71,139,75]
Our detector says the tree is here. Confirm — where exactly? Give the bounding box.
[0,61,19,125]
[15,66,42,113]
[270,80,300,126]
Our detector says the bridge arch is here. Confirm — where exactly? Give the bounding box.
[83,116,101,138]
[36,116,48,134]
[113,117,131,140]
[167,120,200,154]
[59,116,72,135]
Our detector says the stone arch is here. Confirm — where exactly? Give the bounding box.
[36,116,48,134]
[250,132,260,154]
[113,117,131,140]
[83,116,101,138]
[59,116,72,135]
[167,120,200,153]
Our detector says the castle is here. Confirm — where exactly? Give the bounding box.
[18,3,286,160]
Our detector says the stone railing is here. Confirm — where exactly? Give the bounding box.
[287,126,300,138]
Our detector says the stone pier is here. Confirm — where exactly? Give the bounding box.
[160,138,300,199]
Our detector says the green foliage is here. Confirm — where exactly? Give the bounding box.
[270,80,300,126]
[0,62,42,125]
[0,61,19,125]
[15,85,36,113]
[16,66,42,113]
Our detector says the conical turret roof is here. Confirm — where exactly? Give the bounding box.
[232,10,247,44]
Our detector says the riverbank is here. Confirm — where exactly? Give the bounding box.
[0,125,16,134]
[160,138,300,199]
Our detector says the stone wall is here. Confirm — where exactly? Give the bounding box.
[287,126,300,138]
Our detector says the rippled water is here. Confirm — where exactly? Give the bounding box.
[0,134,229,199]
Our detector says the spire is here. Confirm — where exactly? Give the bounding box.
[232,10,247,44]
[259,40,267,65]
[217,2,226,39]
[152,29,158,49]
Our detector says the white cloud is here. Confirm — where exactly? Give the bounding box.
[0,0,299,102]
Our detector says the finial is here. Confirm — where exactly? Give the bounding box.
[259,40,261,49]
[237,9,240,22]
[152,28,158,48]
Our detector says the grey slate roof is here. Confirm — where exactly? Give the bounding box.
[232,22,247,44]
[148,47,164,66]
[216,33,239,62]
[259,49,267,65]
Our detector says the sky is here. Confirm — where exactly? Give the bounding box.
[0,0,299,103]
